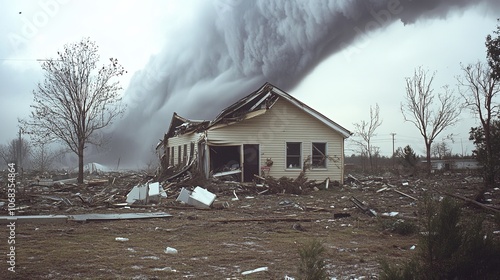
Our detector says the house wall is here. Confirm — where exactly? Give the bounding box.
[206,98,346,183]
[165,132,202,166]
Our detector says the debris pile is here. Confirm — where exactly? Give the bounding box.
[252,172,324,195]
[0,170,155,215]
[1,168,498,222]
[1,167,499,279]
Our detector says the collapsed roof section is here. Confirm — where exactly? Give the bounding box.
[164,82,351,139]
[165,112,210,139]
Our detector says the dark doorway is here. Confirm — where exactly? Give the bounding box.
[243,144,259,182]
[210,144,240,169]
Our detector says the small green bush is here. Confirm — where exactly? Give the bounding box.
[392,219,419,235]
[380,196,500,280]
[379,259,418,280]
[297,239,328,280]
[379,218,418,236]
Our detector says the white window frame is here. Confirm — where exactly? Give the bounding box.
[311,142,328,169]
[285,142,302,170]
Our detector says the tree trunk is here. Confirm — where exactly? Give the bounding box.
[426,142,432,175]
[484,125,495,188]
[78,143,84,184]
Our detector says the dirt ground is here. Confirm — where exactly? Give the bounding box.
[1,171,498,279]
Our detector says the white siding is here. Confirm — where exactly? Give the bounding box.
[166,132,202,166]
[206,98,345,183]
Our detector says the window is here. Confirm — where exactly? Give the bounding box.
[183,144,188,164]
[312,142,327,168]
[190,142,195,160]
[166,147,170,165]
[170,147,175,166]
[178,146,181,165]
[286,142,301,169]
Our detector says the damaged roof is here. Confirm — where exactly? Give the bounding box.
[164,82,352,139]
[165,112,209,139]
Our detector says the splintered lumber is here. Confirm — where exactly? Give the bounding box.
[253,174,266,181]
[393,189,418,201]
[350,196,368,211]
[86,179,109,186]
[211,217,315,223]
[444,192,500,214]
[350,196,376,217]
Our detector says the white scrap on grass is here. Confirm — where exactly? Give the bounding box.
[152,267,176,272]
[241,266,268,275]
[165,247,178,254]
[382,212,399,217]
[232,190,239,201]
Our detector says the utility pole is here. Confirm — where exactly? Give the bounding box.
[390,133,396,168]
[18,128,22,172]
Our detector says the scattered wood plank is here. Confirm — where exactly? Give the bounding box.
[304,206,330,212]
[350,196,376,217]
[393,189,418,201]
[376,186,389,193]
[253,174,266,181]
[211,217,315,223]
[86,179,109,186]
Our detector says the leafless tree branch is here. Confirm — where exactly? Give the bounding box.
[401,66,462,173]
[19,38,126,183]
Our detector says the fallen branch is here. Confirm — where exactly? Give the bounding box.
[443,192,500,214]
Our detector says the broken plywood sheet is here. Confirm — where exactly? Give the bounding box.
[213,169,241,178]
[69,212,172,222]
[176,186,216,208]
[0,215,68,224]
[126,184,148,204]
[148,182,167,198]
[126,182,167,205]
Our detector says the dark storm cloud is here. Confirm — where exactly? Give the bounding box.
[100,0,500,167]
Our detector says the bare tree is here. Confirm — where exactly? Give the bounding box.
[30,141,67,173]
[19,38,126,183]
[401,67,462,174]
[353,103,382,171]
[457,61,500,188]
[431,140,452,159]
[0,137,31,169]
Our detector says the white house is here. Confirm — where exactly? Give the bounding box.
[157,82,351,184]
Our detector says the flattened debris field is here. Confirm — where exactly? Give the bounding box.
[0,170,499,279]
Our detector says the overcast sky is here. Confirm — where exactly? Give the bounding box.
[1,0,499,168]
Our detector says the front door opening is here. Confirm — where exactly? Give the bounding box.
[243,144,259,182]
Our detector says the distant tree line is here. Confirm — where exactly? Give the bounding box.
[0,136,67,173]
